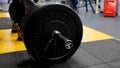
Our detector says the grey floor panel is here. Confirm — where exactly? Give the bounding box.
[109,61,120,68]
[50,47,102,68]
[79,12,120,39]
[0,51,31,68]
[84,64,112,68]
[67,47,102,67]
[0,48,103,68]
[0,53,18,68]
[81,39,120,63]
[0,18,12,29]
[1,39,120,68]
[0,3,9,12]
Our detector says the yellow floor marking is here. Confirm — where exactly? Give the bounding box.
[0,26,114,54]
[0,29,26,54]
[82,26,114,42]
[0,12,114,54]
[0,12,10,18]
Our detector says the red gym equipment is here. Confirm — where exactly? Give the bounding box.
[103,0,118,17]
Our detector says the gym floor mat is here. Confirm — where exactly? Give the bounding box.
[0,39,120,68]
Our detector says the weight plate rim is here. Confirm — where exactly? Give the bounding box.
[21,3,83,63]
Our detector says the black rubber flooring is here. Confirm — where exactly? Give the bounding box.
[0,39,120,68]
[1,2,120,68]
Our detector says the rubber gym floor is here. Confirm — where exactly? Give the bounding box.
[0,2,120,68]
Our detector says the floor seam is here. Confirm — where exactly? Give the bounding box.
[80,46,113,68]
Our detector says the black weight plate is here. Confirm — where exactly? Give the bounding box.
[9,1,25,26]
[21,3,83,64]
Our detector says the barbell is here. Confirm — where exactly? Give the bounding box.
[9,0,83,64]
